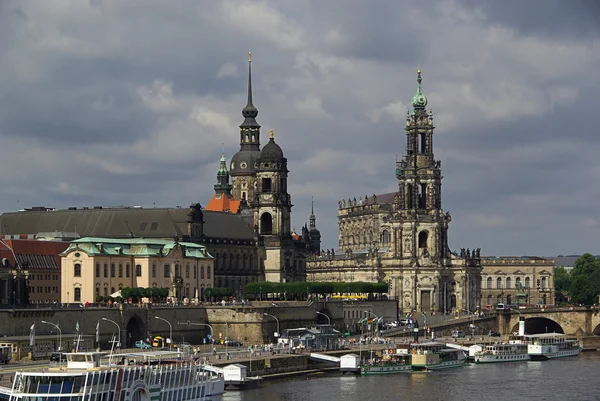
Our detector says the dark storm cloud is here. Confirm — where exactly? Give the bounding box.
[0,0,598,257]
[467,0,600,38]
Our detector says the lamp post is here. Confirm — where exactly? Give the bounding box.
[155,316,173,348]
[177,321,213,343]
[316,311,331,325]
[102,317,121,348]
[41,320,62,351]
[263,313,280,340]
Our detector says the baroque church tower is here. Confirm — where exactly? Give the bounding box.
[230,52,261,204]
[308,69,482,314]
[395,68,451,266]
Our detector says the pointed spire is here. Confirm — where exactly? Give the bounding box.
[241,51,259,127]
[309,196,316,229]
[411,66,428,109]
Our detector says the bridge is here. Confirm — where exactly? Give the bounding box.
[0,303,598,358]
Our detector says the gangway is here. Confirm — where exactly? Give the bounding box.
[202,364,224,375]
[446,343,482,359]
[309,353,340,363]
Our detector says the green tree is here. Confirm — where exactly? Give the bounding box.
[553,266,571,304]
[569,253,600,305]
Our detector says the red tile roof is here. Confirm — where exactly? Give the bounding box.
[205,194,241,214]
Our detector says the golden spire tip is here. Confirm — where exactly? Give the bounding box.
[248,51,252,63]
[269,129,274,139]
[417,64,421,74]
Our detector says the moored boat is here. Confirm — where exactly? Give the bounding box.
[524,333,582,360]
[0,351,225,401]
[409,342,466,371]
[474,341,530,364]
[360,349,412,375]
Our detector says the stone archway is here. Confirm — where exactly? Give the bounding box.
[125,315,146,348]
[510,317,564,335]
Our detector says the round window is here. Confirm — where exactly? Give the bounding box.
[240,162,247,169]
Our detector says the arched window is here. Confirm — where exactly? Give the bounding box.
[118,264,123,277]
[95,263,100,278]
[381,230,390,245]
[506,277,511,289]
[207,266,211,279]
[525,277,530,288]
[260,213,273,235]
[487,294,492,306]
[175,264,180,277]
[506,295,512,305]
[487,277,492,289]
[110,263,115,278]
[74,263,81,277]
[201,266,205,279]
[515,277,522,288]
[497,294,503,303]
[418,231,428,251]
[186,263,190,278]
[496,277,502,289]
[126,263,130,277]
[541,277,547,289]
[136,264,142,277]
[74,288,81,302]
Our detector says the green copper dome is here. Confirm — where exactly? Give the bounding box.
[411,68,427,108]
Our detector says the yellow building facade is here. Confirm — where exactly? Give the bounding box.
[60,238,214,303]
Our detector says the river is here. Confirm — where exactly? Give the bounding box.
[222,352,600,401]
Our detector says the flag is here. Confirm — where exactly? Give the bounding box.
[95,321,99,343]
[29,323,35,346]
[76,321,80,333]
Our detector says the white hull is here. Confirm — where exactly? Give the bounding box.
[475,353,530,363]
[528,346,581,360]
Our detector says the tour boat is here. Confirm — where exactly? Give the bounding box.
[0,351,225,401]
[524,333,582,360]
[360,350,412,375]
[409,342,466,371]
[474,341,530,364]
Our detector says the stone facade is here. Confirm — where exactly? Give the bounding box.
[60,238,214,303]
[307,70,482,315]
[481,257,555,307]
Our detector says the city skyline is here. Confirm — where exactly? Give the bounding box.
[0,1,598,256]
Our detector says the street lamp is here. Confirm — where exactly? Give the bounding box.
[177,321,213,344]
[102,318,121,348]
[263,313,280,340]
[155,316,173,347]
[41,321,62,351]
[316,311,331,325]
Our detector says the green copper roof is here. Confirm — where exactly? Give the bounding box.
[411,68,428,108]
[61,237,213,259]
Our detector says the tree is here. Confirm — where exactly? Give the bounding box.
[569,253,600,305]
[553,266,571,304]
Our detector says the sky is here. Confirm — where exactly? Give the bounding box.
[0,0,599,257]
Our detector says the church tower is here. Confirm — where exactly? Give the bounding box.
[252,130,296,282]
[230,52,261,203]
[395,68,451,267]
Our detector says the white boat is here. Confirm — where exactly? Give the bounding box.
[524,333,582,360]
[0,351,225,401]
[409,342,466,371]
[474,341,530,364]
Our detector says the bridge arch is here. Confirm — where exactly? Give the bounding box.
[509,317,564,335]
[593,323,600,335]
[125,314,146,347]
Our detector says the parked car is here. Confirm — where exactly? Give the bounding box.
[451,330,465,338]
[399,318,410,326]
[223,339,243,347]
[384,321,398,329]
[50,352,67,362]
[135,340,151,349]
[488,330,501,337]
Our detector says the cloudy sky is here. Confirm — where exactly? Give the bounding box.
[0,0,599,257]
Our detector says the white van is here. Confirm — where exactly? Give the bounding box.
[496,303,506,310]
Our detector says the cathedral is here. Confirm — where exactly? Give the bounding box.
[306,69,483,315]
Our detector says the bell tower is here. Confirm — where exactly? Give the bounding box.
[252,130,295,282]
[395,68,451,267]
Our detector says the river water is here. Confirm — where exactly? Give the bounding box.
[222,352,600,401]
